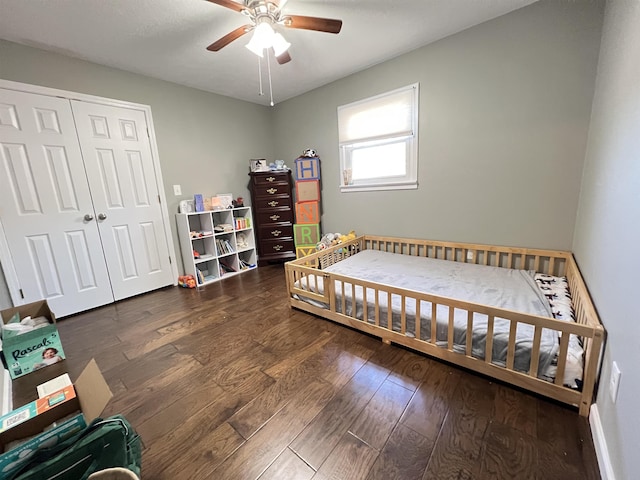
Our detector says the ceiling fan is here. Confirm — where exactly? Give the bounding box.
[205,0,343,65]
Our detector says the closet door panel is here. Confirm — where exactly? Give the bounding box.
[71,100,173,300]
[0,89,114,316]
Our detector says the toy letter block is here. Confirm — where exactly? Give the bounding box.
[295,157,320,181]
[296,202,320,224]
[295,180,320,203]
[296,245,317,261]
[294,224,320,246]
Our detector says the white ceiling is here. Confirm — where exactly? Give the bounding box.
[0,0,538,106]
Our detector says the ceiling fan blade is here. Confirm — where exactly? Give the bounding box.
[206,24,252,51]
[276,50,292,65]
[283,15,342,34]
[205,0,247,13]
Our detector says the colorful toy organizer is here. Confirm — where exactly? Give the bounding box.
[294,155,321,259]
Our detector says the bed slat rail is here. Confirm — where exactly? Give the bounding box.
[358,235,571,276]
[529,327,543,377]
[285,235,604,416]
[287,235,571,277]
[565,255,605,415]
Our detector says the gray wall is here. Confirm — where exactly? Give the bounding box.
[0,39,275,280]
[573,0,640,478]
[273,0,603,251]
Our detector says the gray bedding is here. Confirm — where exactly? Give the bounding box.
[295,250,560,377]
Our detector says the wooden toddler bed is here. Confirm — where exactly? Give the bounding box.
[285,235,604,416]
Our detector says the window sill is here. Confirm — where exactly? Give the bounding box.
[340,182,418,193]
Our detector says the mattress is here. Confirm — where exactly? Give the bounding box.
[294,249,583,387]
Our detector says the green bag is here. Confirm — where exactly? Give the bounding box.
[10,415,141,480]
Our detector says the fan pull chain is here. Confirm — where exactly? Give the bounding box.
[258,56,264,96]
[266,50,274,106]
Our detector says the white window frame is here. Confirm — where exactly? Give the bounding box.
[338,83,419,192]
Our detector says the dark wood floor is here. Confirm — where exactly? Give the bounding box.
[53,265,600,479]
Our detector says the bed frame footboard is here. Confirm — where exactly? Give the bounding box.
[285,235,604,417]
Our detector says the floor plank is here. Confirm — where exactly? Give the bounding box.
[480,421,537,479]
[422,409,489,479]
[399,362,461,441]
[212,378,337,480]
[365,424,434,480]
[493,383,538,437]
[148,420,244,480]
[290,362,390,470]
[312,432,379,480]
[348,378,414,450]
[258,448,315,480]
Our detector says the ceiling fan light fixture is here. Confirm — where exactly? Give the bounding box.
[255,22,275,44]
[245,35,265,57]
[272,32,291,57]
[245,21,289,58]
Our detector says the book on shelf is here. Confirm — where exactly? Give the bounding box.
[215,238,235,255]
[234,217,251,230]
[194,194,205,212]
[239,259,256,270]
[196,268,205,285]
[219,261,236,273]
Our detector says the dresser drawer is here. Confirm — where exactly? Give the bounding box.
[254,195,292,210]
[259,224,293,241]
[253,183,291,198]
[252,173,290,186]
[257,209,294,225]
[260,238,295,255]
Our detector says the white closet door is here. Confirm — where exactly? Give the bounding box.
[71,100,173,300]
[0,89,114,316]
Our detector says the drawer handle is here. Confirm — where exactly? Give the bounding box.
[268,200,279,207]
[270,214,280,221]
[271,230,282,237]
[266,188,278,194]
[273,245,283,251]
[266,177,275,182]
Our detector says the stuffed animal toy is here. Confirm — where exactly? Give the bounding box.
[178,275,196,288]
[339,230,357,243]
[316,232,340,251]
[303,148,317,157]
[316,231,356,251]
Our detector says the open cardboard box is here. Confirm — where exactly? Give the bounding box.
[0,359,112,478]
[0,300,66,379]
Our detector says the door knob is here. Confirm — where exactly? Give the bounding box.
[98,213,108,220]
[84,214,94,221]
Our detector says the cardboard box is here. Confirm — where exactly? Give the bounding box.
[1,300,66,379]
[0,359,112,478]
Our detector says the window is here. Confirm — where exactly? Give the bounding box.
[338,83,419,192]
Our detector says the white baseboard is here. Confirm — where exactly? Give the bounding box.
[590,403,616,480]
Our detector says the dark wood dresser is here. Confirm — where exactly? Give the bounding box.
[248,170,296,266]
